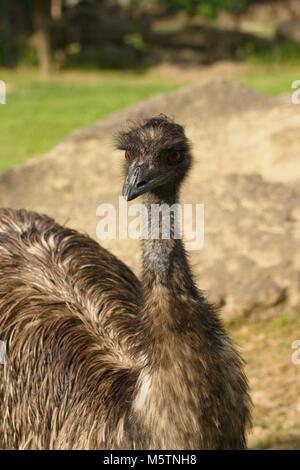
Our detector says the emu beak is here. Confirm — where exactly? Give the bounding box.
[122,163,162,201]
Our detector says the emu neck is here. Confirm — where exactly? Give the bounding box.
[135,189,202,448]
[142,188,195,293]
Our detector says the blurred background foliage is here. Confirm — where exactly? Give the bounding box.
[1,0,300,172]
[1,0,300,73]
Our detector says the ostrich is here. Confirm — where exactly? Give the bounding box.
[0,115,251,450]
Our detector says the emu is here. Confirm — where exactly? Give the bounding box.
[0,116,251,449]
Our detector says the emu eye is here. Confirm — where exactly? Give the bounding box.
[167,151,181,165]
[124,150,132,162]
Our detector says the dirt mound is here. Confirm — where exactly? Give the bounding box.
[0,79,299,319]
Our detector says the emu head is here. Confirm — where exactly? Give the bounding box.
[117,115,192,201]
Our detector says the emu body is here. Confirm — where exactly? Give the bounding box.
[0,117,251,449]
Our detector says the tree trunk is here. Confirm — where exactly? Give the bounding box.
[32,0,52,78]
[51,0,62,20]
[0,0,14,68]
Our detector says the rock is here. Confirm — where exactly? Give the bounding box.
[194,174,299,319]
[0,80,299,320]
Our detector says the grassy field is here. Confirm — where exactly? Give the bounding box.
[0,64,299,173]
[0,68,183,173]
[238,64,300,95]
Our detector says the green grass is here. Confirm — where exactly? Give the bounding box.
[245,40,300,66]
[0,68,182,173]
[268,312,296,330]
[1,64,300,174]
[239,65,300,95]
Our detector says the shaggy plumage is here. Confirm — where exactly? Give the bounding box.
[0,116,251,449]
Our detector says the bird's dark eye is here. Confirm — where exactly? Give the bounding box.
[124,150,132,162]
[167,151,181,165]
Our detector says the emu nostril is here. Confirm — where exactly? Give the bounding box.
[137,180,147,188]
